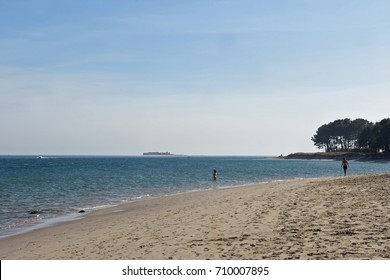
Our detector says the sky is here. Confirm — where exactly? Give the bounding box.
[1,0,390,156]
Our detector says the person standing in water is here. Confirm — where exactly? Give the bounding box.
[341,158,349,176]
[213,169,218,181]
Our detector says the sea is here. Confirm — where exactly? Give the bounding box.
[1,155,389,239]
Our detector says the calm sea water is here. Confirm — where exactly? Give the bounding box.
[1,156,389,238]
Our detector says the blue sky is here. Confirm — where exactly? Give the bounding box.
[1,0,390,155]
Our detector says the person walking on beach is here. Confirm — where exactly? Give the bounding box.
[341,158,349,176]
[213,169,218,181]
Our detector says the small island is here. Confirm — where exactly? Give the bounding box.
[143,152,174,156]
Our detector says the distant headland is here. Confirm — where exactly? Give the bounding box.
[283,152,390,162]
[143,152,174,156]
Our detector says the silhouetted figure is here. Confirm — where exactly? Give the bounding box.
[341,158,349,176]
[213,169,218,181]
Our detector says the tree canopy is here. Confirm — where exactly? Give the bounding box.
[312,118,390,153]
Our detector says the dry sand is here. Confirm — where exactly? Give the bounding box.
[1,173,389,260]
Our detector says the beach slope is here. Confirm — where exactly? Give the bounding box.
[1,174,389,259]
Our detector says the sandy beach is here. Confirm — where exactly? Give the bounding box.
[1,173,389,260]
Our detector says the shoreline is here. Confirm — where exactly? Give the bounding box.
[0,177,298,240]
[1,173,390,260]
[0,175,338,241]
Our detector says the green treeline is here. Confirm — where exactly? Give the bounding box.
[312,118,390,153]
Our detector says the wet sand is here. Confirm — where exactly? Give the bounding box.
[1,173,389,259]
